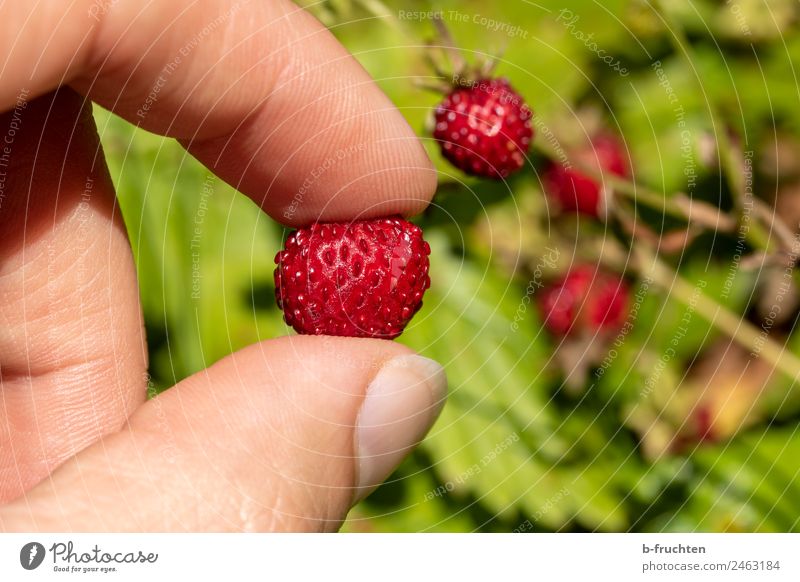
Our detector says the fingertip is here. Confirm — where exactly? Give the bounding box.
[185,73,439,227]
[278,154,439,227]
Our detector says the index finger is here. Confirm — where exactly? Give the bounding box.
[0,0,436,226]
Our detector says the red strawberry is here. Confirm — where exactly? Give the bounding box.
[433,78,533,179]
[274,217,431,339]
[543,134,629,217]
[538,265,629,336]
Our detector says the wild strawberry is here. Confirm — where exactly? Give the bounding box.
[274,217,431,339]
[433,78,533,179]
[537,265,629,336]
[542,134,629,217]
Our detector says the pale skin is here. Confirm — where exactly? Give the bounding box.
[0,0,441,531]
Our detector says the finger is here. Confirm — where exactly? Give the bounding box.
[0,336,447,532]
[0,89,147,502]
[1,0,437,226]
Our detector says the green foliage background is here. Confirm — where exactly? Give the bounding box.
[95,0,800,531]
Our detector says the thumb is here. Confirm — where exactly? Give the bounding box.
[0,336,447,532]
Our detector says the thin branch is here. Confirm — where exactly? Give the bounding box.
[649,0,780,255]
[432,16,467,77]
[635,246,800,384]
[534,137,736,234]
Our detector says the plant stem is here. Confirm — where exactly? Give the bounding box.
[533,139,735,233]
[650,0,776,254]
[609,175,736,233]
[355,0,405,35]
[431,16,467,76]
[636,247,800,383]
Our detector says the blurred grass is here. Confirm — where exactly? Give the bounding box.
[97,0,800,532]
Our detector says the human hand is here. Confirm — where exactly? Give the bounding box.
[0,0,445,531]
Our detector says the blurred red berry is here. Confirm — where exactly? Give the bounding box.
[538,265,629,336]
[543,134,629,217]
[694,406,717,443]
